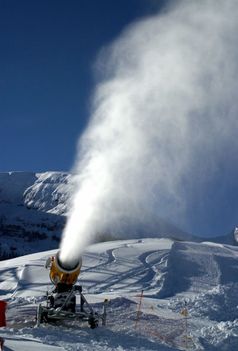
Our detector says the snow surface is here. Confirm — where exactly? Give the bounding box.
[1,238,238,350]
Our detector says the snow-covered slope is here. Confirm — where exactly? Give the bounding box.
[0,238,238,350]
[0,172,70,259]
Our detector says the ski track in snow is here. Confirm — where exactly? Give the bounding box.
[1,238,238,350]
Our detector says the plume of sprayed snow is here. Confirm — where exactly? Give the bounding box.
[60,0,238,265]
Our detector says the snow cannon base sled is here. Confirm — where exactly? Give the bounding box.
[36,284,107,328]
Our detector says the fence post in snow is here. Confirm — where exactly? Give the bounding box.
[102,299,109,326]
[135,290,144,330]
[181,306,189,350]
[0,337,4,351]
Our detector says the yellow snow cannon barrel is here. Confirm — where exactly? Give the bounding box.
[49,251,82,286]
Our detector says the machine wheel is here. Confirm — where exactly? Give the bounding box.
[88,316,98,329]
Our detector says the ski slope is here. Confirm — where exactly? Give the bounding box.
[1,238,238,350]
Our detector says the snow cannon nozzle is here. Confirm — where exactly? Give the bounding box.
[47,251,82,286]
[56,251,80,272]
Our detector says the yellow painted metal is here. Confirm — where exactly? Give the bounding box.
[49,254,82,286]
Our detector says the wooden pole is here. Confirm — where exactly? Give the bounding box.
[135,290,144,330]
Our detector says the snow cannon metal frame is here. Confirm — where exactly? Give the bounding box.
[36,251,108,329]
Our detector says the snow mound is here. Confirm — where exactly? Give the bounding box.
[159,241,238,298]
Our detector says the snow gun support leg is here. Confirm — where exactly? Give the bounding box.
[36,285,107,329]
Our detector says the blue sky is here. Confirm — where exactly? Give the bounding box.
[0,0,164,172]
[1,0,237,238]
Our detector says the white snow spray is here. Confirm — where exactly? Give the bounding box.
[60,0,238,266]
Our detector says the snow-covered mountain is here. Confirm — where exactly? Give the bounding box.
[1,238,238,350]
[0,171,192,260]
[0,171,71,214]
[0,171,237,260]
[0,172,71,259]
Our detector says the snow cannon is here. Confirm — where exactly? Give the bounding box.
[37,251,108,329]
[48,251,82,287]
